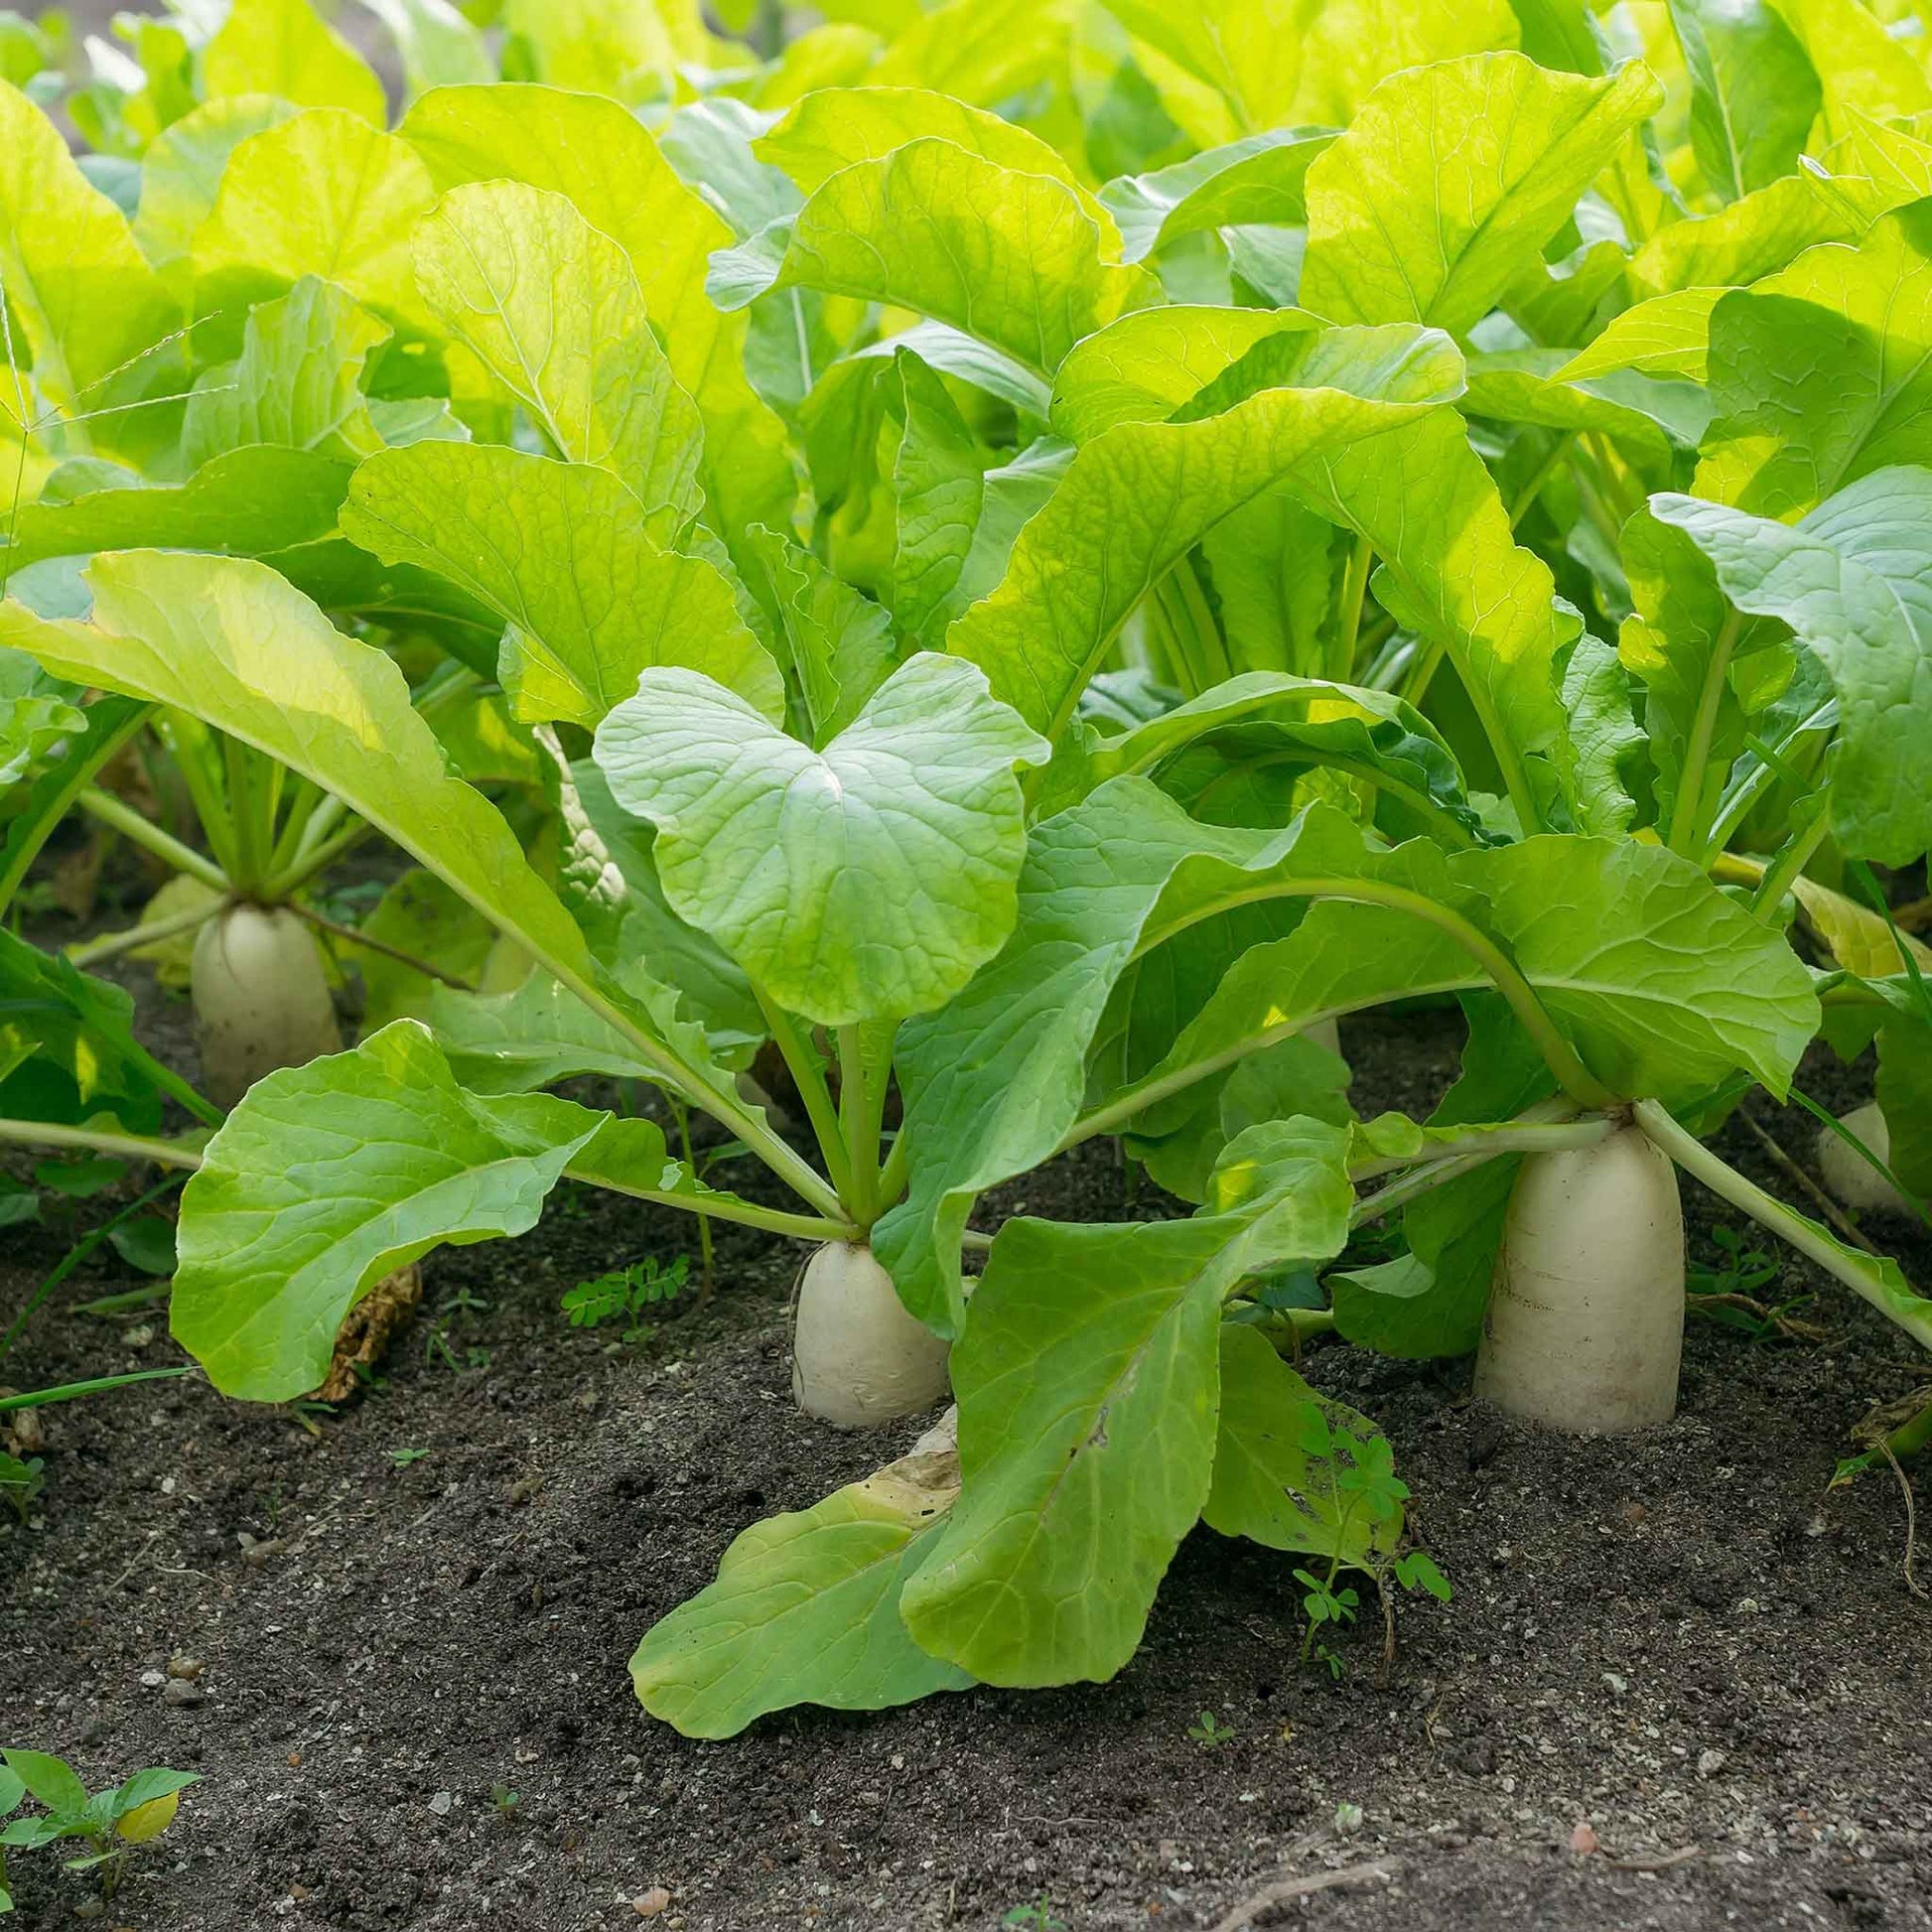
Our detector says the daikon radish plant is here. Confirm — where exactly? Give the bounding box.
[5,8,1932,1744]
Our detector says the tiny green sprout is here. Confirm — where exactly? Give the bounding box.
[488,1782,519,1817]
[1187,1709,1237,1748]
[0,1449,45,1526]
[561,1255,690,1343]
[388,1447,431,1468]
[1002,1899,1067,1932]
[1395,1551,1452,1603]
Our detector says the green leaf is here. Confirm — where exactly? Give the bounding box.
[1100,127,1336,264]
[204,0,387,123]
[412,180,704,531]
[0,78,179,414]
[1299,54,1662,338]
[1877,1016,1932,1198]
[631,1419,972,1738]
[745,525,901,747]
[887,349,984,653]
[1668,0,1820,202]
[1555,630,1643,838]
[1697,203,1932,517]
[714,140,1161,379]
[900,1118,1353,1687]
[1556,288,1725,382]
[191,108,438,341]
[172,1022,603,1398]
[400,82,794,544]
[1626,173,1874,302]
[131,95,301,278]
[1204,1325,1396,1561]
[0,1750,85,1823]
[1461,350,1688,469]
[0,552,601,1010]
[499,0,701,96]
[1652,470,1932,866]
[1767,0,1932,137]
[758,84,1114,237]
[0,446,352,578]
[593,653,1048,1026]
[948,323,1463,739]
[355,0,495,96]
[181,276,391,468]
[341,443,782,730]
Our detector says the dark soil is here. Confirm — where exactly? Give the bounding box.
[4,982,1931,1932]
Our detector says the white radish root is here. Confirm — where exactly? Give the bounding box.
[792,1241,950,1427]
[192,902,343,1108]
[1475,1122,1684,1433]
[1304,1016,1341,1057]
[1816,1102,1914,1217]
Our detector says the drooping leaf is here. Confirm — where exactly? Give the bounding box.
[901,1118,1353,1687]
[341,443,782,730]
[172,1022,604,1398]
[204,0,387,123]
[1653,470,1932,866]
[593,653,1048,1026]
[1299,54,1662,338]
[412,180,704,530]
[631,1417,971,1738]
[1100,127,1336,264]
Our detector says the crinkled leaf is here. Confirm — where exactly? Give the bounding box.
[413,180,704,531]
[593,653,1047,1026]
[1300,54,1662,337]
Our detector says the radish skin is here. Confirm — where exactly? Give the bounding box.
[191,902,343,1107]
[1475,1123,1684,1433]
[1816,1103,1913,1217]
[1304,1016,1341,1057]
[792,1242,949,1427]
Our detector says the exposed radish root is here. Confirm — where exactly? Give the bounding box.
[1817,1103,1914,1217]
[1304,1016,1341,1057]
[1475,1123,1684,1433]
[792,1241,950,1427]
[192,902,342,1108]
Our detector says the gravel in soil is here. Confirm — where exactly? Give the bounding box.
[3,1004,1930,1932]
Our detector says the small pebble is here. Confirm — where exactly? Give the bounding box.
[1698,1748,1727,1779]
[125,1324,155,1348]
[140,1669,167,1689]
[428,1791,454,1817]
[168,1654,203,1681]
[633,1887,672,1917]
[1570,1822,1598,1855]
[163,1679,206,1708]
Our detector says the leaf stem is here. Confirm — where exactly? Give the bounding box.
[75,788,228,897]
[1334,535,1373,677]
[565,1159,855,1244]
[1632,1098,1932,1352]
[0,1118,206,1170]
[288,900,478,991]
[753,987,852,1202]
[1749,808,1831,922]
[1667,609,1742,858]
[66,892,223,969]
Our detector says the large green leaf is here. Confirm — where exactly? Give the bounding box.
[171,1022,604,1399]
[593,653,1048,1026]
[947,323,1462,739]
[204,0,387,122]
[190,108,439,340]
[1653,470,1932,866]
[899,1118,1353,1687]
[340,443,782,729]
[132,95,301,279]
[180,276,389,469]
[1625,173,1874,302]
[1100,128,1336,264]
[873,784,1478,1330]
[1299,54,1662,337]
[400,82,794,541]
[886,349,984,653]
[0,79,178,414]
[714,140,1161,379]
[1203,1325,1396,1560]
[1668,0,1820,203]
[1767,0,1932,137]
[631,1418,972,1738]
[412,180,705,531]
[1697,202,1932,516]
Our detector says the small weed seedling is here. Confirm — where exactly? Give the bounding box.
[0,1451,44,1526]
[561,1255,691,1345]
[388,1447,431,1468]
[0,1747,198,1908]
[488,1782,520,1818]
[1002,1900,1067,1932]
[1688,1227,1825,1341]
[1187,1710,1238,1749]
